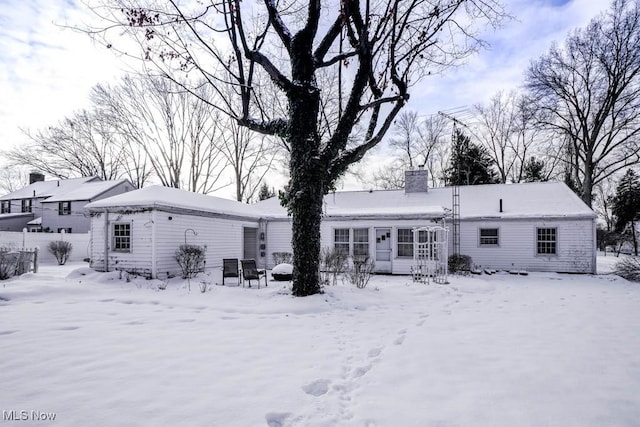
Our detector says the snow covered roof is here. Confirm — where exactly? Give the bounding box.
[255,181,595,220]
[85,185,262,220]
[44,179,131,203]
[0,176,98,201]
[27,217,42,225]
[86,181,595,221]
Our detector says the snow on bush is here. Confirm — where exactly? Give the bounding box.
[615,256,640,282]
[175,244,205,279]
[48,241,73,266]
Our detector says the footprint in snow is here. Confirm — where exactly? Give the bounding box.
[302,379,330,396]
[368,347,382,358]
[265,412,291,427]
[352,364,372,378]
[0,330,18,336]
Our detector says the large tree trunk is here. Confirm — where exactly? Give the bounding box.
[288,31,323,296]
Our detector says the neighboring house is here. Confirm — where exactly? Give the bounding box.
[86,169,597,279]
[0,172,134,233]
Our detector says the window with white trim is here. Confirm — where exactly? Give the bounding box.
[397,229,414,257]
[479,228,499,246]
[113,223,131,252]
[536,227,557,255]
[334,228,350,256]
[1,201,10,214]
[353,228,369,258]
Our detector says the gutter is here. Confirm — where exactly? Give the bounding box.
[103,209,109,272]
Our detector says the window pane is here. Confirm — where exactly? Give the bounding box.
[334,228,349,255]
[479,228,499,246]
[536,227,556,255]
[353,228,368,258]
[397,229,413,257]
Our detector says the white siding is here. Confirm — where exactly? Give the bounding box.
[456,218,596,273]
[263,217,595,275]
[90,210,260,278]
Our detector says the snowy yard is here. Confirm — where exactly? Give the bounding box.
[1,257,639,427]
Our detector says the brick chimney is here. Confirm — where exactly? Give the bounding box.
[404,166,428,193]
[29,172,45,184]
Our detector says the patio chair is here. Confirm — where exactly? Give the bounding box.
[241,259,267,288]
[222,258,240,286]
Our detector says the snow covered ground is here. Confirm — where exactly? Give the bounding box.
[1,257,639,426]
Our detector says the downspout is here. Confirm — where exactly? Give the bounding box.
[151,210,157,279]
[104,209,109,272]
[592,218,597,274]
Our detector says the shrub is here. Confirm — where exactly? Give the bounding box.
[345,256,374,289]
[615,256,640,282]
[272,252,293,265]
[319,247,348,287]
[175,244,206,279]
[48,241,73,265]
[448,254,472,274]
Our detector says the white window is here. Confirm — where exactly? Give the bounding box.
[113,223,131,252]
[353,228,369,258]
[397,228,438,260]
[479,228,499,246]
[397,229,414,257]
[334,229,350,255]
[536,227,557,255]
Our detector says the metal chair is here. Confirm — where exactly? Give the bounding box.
[222,258,240,286]
[241,259,267,288]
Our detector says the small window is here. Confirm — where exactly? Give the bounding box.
[353,228,369,258]
[21,199,32,213]
[537,227,557,255]
[1,201,10,214]
[334,229,350,256]
[57,228,72,233]
[397,228,414,257]
[58,201,71,215]
[479,228,499,246]
[113,223,131,252]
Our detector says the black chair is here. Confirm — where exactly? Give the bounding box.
[222,258,240,286]
[241,259,267,288]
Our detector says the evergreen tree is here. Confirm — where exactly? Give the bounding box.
[258,183,276,201]
[522,156,547,182]
[444,129,498,185]
[612,169,640,255]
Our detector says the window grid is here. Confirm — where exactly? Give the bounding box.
[537,227,557,255]
[353,228,369,258]
[1,201,10,214]
[479,228,499,246]
[397,229,413,257]
[334,228,350,256]
[113,223,131,252]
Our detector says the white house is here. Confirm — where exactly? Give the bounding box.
[0,173,134,233]
[85,169,597,279]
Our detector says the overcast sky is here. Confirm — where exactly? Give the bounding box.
[0,0,611,192]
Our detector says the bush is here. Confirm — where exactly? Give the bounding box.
[272,252,293,265]
[319,247,348,287]
[615,256,640,282]
[48,241,73,265]
[345,256,374,289]
[448,254,472,274]
[175,244,206,279]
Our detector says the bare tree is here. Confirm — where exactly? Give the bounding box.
[473,91,551,183]
[0,165,30,194]
[526,0,640,207]
[97,75,228,194]
[4,110,128,181]
[372,111,449,189]
[89,0,506,296]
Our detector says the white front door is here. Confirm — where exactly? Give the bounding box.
[375,228,392,273]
